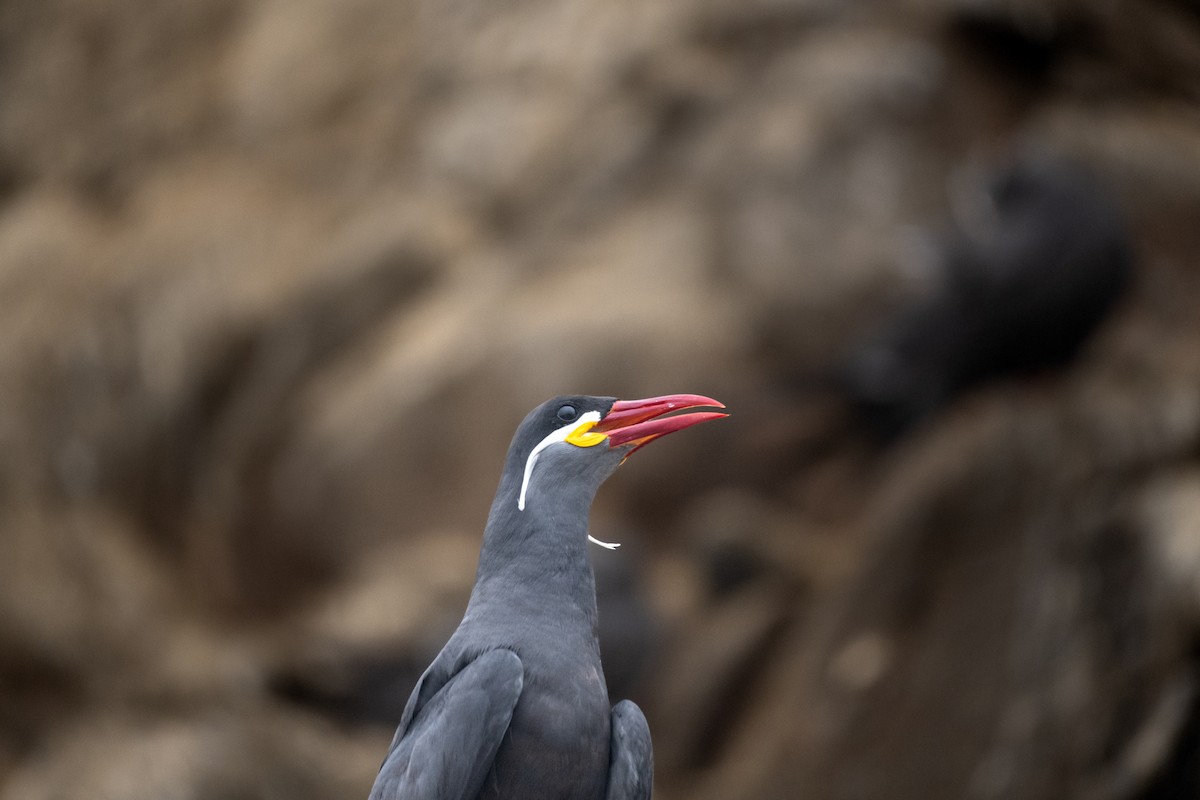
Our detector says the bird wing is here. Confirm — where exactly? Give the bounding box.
[369,648,524,800]
[605,699,654,800]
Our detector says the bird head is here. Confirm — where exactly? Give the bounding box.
[507,394,726,543]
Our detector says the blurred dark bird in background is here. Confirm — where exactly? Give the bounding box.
[593,541,661,707]
[369,394,725,800]
[841,155,1133,441]
[269,649,432,729]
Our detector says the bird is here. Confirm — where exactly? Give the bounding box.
[369,393,727,800]
[841,154,1133,441]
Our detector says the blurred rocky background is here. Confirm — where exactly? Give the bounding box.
[1,0,1199,798]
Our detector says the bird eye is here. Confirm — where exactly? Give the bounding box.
[556,404,578,422]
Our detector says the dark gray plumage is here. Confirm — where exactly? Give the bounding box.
[370,394,725,800]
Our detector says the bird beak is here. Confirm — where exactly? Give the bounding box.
[593,393,727,452]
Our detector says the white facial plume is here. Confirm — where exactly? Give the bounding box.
[516,410,620,550]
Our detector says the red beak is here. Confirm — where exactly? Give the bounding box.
[594,393,727,452]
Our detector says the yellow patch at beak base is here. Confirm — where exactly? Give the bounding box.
[565,421,607,448]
